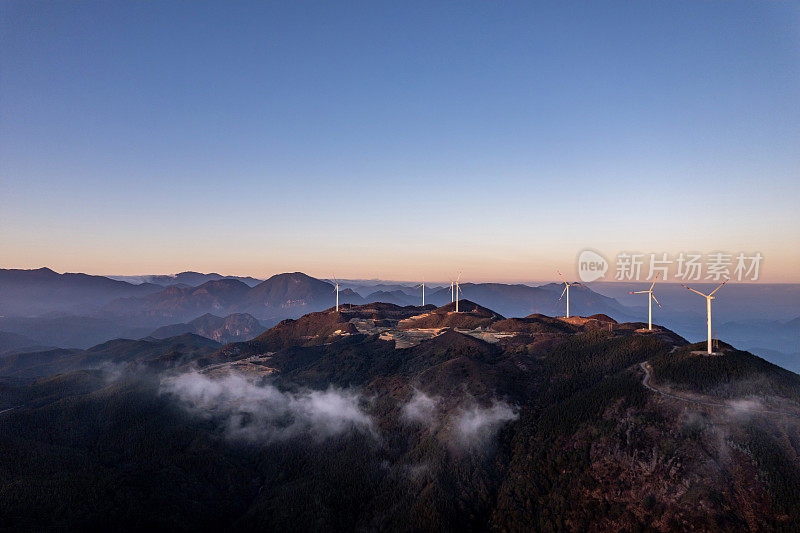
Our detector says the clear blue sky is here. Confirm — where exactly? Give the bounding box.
[1,1,798,281]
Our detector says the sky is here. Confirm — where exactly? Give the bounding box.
[1,1,798,283]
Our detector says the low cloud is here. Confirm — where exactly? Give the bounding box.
[399,390,518,448]
[99,361,127,383]
[161,371,375,442]
[726,398,764,420]
[401,389,439,424]
[452,401,518,447]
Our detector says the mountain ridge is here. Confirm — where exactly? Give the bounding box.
[1,300,798,530]
[0,267,162,316]
[99,273,631,329]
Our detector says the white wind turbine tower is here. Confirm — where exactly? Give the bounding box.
[682,280,728,355]
[413,279,426,306]
[454,271,463,312]
[449,279,455,303]
[629,274,662,330]
[557,270,581,319]
[330,275,340,312]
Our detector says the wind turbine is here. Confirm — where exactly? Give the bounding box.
[454,271,462,312]
[330,275,340,312]
[413,279,426,306]
[557,271,581,319]
[628,274,662,330]
[682,280,727,355]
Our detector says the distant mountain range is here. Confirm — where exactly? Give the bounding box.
[0,331,51,355]
[362,290,419,307]
[149,313,266,344]
[5,268,794,372]
[0,268,632,323]
[718,317,799,350]
[101,272,366,325]
[342,281,445,298]
[110,271,263,287]
[716,317,800,372]
[0,267,162,316]
[0,268,663,353]
[425,282,632,319]
[99,273,632,327]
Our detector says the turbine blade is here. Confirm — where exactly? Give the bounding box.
[558,286,568,301]
[708,279,728,296]
[681,284,707,297]
[652,294,662,308]
[557,270,567,284]
[649,273,660,291]
[630,290,648,294]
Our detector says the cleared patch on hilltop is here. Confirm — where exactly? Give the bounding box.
[398,300,504,331]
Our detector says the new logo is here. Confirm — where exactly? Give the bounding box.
[577,250,608,282]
